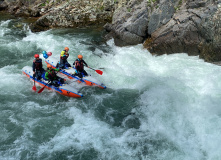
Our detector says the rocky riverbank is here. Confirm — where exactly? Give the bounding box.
[104,0,221,62]
[1,0,221,62]
[0,0,115,31]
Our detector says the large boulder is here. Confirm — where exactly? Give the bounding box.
[104,0,149,46]
[147,1,221,61]
[148,0,175,35]
[105,0,221,62]
[104,0,179,46]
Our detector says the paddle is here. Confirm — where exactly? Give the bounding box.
[87,66,103,75]
[32,73,37,92]
[38,81,50,93]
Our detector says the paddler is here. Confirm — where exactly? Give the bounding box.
[59,47,71,69]
[45,64,64,87]
[32,54,45,80]
[73,55,88,78]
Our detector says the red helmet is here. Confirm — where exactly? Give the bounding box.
[64,47,69,51]
[34,54,39,58]
[47,52,52,56]
[78,55,83,59]
[47,64,52,68]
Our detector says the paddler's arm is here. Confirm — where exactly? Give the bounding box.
[45,72,49,80]
[54,68,60,72]
[82,60,88,67]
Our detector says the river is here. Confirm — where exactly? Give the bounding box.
[1,13,221,160]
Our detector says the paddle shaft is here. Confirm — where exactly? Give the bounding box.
[33,74,36,85]
[38,81,50,93]
[87,66,95,71]
[32,73,37,91]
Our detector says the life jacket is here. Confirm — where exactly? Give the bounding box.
[33,59,42,70]
[60,50,69,60]
[75,59,84,71]
[47,69,57,80]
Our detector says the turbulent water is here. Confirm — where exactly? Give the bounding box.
[1,13,221,160]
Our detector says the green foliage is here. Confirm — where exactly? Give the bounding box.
[147,0,160,11]
[175,0,183,11]
[147,0,156,3]
[100,6,104,11]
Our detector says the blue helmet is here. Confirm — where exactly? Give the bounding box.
[42,51,48,59]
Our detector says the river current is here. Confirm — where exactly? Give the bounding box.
[1,14,221,160]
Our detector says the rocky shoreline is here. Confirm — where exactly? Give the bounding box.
[1,0,221,62]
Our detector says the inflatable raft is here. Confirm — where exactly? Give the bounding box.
[22,66,83,98]
[44,56,106,89]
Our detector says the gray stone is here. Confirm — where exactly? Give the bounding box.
[148,2,175,34]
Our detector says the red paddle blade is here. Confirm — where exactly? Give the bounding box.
[95,70,103,75]
[32,85,37,91]
[38,87,45,93]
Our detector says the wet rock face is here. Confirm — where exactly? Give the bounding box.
[198,5,221,62]
[104,0,179,46]
[148,1,221,61]
[104,0,149,46]
[148,0,175,35]
[105,0,221,62]
[1,0,221,62]
[149,10,204,56]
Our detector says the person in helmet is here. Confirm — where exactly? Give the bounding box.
[73,55,88,78]
[32,54,45,80]
[59,47,71,69]
[45,64,64,87]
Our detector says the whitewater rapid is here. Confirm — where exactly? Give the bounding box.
[1,17,221,160]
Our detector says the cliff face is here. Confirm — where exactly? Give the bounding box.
[1,0,221,62]
[104,0,221,62]
[147,0,221,62]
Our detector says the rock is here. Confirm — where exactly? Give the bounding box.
[29,9,40,17]
[149,10,202,55]
[148,1,221,61]
[104,0,148,46]
[187,1,206,9]
[0,1,7,11]
[27,0,113,31]
[104,22,112,32]
[148,0,175,34]
[126,9,148,37]
[1,0,221,62]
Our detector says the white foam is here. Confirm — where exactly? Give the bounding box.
[1,23,221,160]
